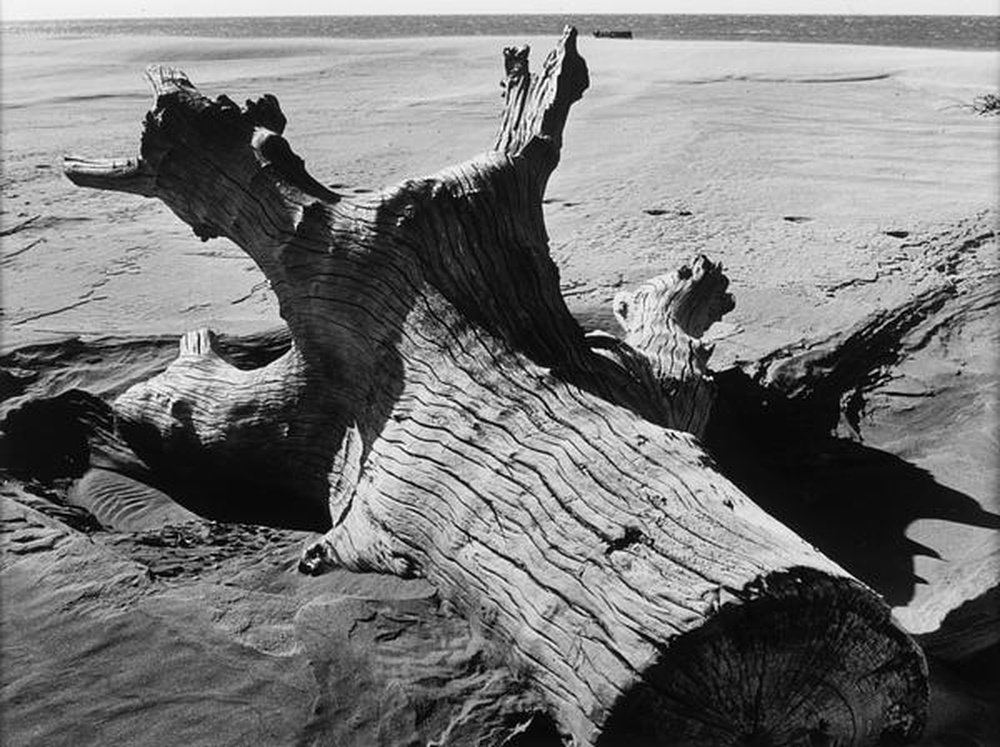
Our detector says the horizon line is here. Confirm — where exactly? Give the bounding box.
[4,10,998,22]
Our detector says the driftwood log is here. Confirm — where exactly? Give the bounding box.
[64,28,928,746]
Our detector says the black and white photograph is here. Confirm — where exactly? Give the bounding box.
[1,1,997,744]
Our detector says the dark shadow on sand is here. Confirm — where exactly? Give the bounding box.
[0,387,330,533]
[706,368,1000,609]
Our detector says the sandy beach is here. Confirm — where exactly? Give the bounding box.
[2,28,998,746]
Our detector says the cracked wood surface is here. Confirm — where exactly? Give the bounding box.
[64,27,928,746]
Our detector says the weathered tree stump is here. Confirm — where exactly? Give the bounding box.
[65,28,928,746]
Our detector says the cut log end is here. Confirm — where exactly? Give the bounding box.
[597,569,927,746]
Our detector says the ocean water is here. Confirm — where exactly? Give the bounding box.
[2,14,997,51]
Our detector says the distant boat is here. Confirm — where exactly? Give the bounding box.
[592,30,633,39]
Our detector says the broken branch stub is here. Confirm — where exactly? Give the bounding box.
[64,27,927,746]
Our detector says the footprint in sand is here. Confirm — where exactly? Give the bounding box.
[782,215,813,224]
[884,230,910,239]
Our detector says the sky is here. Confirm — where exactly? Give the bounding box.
[1,0,997,22]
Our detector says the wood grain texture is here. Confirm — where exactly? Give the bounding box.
[589,254,734,439]
[65,27,928,745]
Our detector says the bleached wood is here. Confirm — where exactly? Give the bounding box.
[64,28,928,745]
[587,254,734,440]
